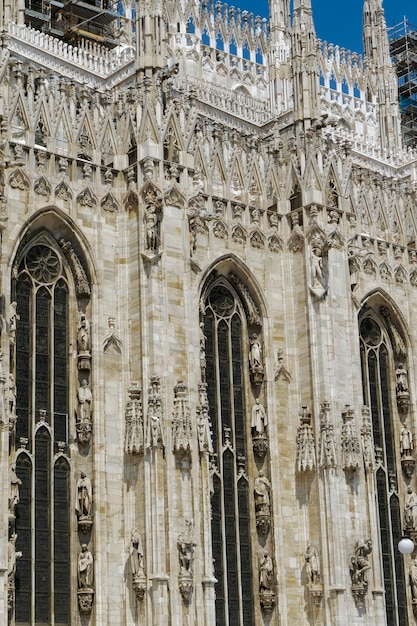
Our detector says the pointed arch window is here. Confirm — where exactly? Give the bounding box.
[14,241,71,626]
[203,282,255,626]
[359,314,408,626]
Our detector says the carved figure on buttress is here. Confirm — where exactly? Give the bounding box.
[251,399,267,434]
[77,314,91,354]
[130,529,144,577]
[77,379,92,422]
[76,471,92,518]
[304,545,320,585]
[400,427,413,457]
[78,544,94,589]
[259,553,274,591]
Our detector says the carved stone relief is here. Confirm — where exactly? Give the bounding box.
[146,375,164,450]
[296,406,316,472]
[319,400,337,469]
[172,380,192,456]
[125,383,143,454]
[341,405,360,472]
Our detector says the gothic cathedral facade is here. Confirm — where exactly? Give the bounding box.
[1,0,417,624]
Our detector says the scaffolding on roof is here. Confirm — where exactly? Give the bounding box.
[24,0,121,48]
[389,18,417,148]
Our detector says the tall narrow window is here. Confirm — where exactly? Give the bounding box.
[14,242,71,626]
[359,315,408,626]
[204,282,255,626]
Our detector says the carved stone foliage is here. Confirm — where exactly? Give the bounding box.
[259,553,276,613]
[350,539,372,608]
[254,470,271,535]
[146,375,164,450]
[361,406,375,472]
[130,529,146,601]
[125,383,144,454]
[341,405,361,472]
[34,175,51,197]
[59,239,91,296]
[172,380,192,456]
[101,191,119,212]
[296,406,316,472]
[196,383,213,454]
[304,544,323,606]
[319,400,337,469]
[55,180,72,201]
[178,520,196,603]
[77,186,96,208]
[229,273,261,326]
[9,169,29,190]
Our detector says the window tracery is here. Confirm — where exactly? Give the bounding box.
[203,279,256,625]
[12,239,73,625]
[359,311,408,625]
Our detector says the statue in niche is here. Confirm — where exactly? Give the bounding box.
[350,539,372,589]
[254,470,271,513]
[311,245,324,289]
[178,520,196,574]
[249,333,264,385]
[77,314,91,354]
[9,464,22,517]
[5,374,16,418]
[249,333,262,369]
[7,534,22,587]
[9,302,19,344]
[304,545,320,585]
[130,530,144,577]
[78,544,94,589]
[143,187,161,253]
[396,363,409,394]
[76,472,92,519]
[177,520,196,602]
[259,553,274,591]
[405,487,417,529]
[251,399,267,434]
[410,560,417,601]
[401,427,414,457]
[77,379,92,422]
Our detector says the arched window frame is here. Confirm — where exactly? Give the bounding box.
[12,230,80,626]
[359,308,409,626]
[202,274,264,626]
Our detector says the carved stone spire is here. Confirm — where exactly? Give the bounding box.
[136,0,168,75]
[362,0,402,151]
[268,0,291,112]
[291,0,320,124]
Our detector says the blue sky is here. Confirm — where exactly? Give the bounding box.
[239,0,417,53]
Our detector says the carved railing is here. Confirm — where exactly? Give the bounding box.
[8,22,135,78]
